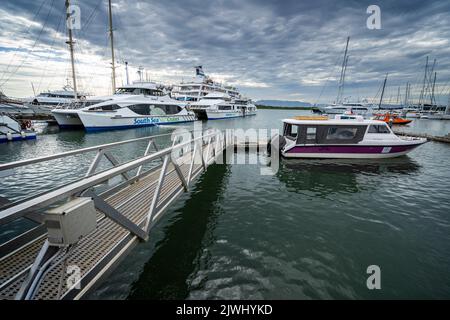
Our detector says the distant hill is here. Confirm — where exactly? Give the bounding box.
[256,100,312,108]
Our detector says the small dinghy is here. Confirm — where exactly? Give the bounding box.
[0,114,37,143]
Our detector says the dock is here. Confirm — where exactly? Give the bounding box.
[394,130,450,144]
[0,129,231,300]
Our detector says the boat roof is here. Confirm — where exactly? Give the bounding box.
[283,116,386,126]
[117,82,161,90]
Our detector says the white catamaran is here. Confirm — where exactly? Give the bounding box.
[189,92,257,120]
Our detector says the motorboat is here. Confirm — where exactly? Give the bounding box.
[52,82,170,128]
[189,92,257,120]
[52,87,196,132]
[0,114,36,143]
[373,113,412,125]
[171,66,240,102]
[25,86,88,115]
[319,102,375,116]
[274,115,426,159]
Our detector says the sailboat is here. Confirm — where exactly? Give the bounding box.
[25,0,89,116]
[52,0,196,131]
[319,37,374,116]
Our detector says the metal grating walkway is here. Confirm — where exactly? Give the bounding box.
[0,129,228,299]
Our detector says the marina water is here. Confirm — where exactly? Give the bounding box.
[1,109,450,299]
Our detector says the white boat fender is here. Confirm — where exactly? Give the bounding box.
[21,131,26,138]
[6,131,13,141]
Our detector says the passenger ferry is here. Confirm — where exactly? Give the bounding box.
[275,115,426,159]
[189,92,257,120]
[52,82,169,128]
[52,86,195,132]
[171,66,240,102]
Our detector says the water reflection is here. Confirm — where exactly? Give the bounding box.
[277,157,421,196]
[127,164,230,299]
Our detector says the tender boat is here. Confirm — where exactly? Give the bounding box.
[373,113,412,125]
[52,88,196,132]
[189,92,257,120]
[276,115,426,159]
[0,114,36,143]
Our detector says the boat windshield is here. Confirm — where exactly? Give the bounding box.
[115,88,164,96]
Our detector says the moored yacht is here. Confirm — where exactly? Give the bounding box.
[53,86,195,132]
[319,102,375,116]
[172,66,240,102]
[189,92,257,120]
[275,115,426,159]
[52,82,169,128]
[25,86,88,115]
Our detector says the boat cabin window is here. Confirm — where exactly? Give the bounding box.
[89,104,121,111]
[326,127,358,140]
[128,104,182,115]
[306,127,316,140]
[283,123,298,140]
[218,105,232,110]
[295,125,366,144]
[368,124,391,134]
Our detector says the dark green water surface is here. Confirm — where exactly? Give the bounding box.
[0,110,449,299]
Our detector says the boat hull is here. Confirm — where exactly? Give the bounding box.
[0,132,36,143]
[52,110,83,128]
[206,110,256,120]
[282,143,424,159]
[77,112,196,132]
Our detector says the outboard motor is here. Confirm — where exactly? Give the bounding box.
[267,134,286,156]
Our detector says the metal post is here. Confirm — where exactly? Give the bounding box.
[85,149,105,177]
[145,154,169,231]
[136,140,153,177]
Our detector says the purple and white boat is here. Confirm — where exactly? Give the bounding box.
[278,115,427,159]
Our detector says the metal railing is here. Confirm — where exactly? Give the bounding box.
[0,128,229,299]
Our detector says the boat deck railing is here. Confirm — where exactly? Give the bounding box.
[0,128,229,299]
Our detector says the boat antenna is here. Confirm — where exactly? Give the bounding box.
[66,0,78,100]
[379,73,388,109]
[125,61,129,85]
[108,0,116,94]
[336,36,350,104]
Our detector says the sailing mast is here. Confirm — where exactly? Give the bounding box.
[65,0,78,100]
[108,0,116,94]
[336,36,350,104]
[378,74,388,109]
[431,71,436,106]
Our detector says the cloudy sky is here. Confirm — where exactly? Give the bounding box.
[1,0,450,104]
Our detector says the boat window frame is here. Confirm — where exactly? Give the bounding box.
[296,124,367,145]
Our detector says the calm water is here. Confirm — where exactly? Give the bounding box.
[1,110,450,299]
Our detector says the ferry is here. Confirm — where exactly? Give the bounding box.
[52,82,170,128]
[189,92,257,120]
[171,66,240,102]
[275,115,426,159]
[52,88,196,132]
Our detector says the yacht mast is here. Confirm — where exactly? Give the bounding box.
[431,71,436,106]
[378,74,388,109]
[108,0,116,94]
[337,36,350,104]
[65,0,78,100]
[419,56,428,107]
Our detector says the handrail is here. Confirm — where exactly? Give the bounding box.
[0,129,208,171]
[0,130,220,225]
